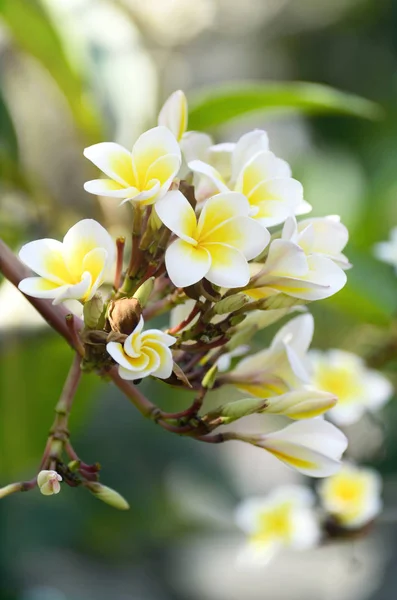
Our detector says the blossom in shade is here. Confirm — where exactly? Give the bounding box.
[318,463,382,529]
[309,349,393,425]
[37,470,62,496]
[374,227,397,272]
[155,190,269,288]
[242,419,348,477]
[18,219,115,305]
[106,316,176,381]
[189,129,310,226]
[235,485,320,565]
[246,216,347,301]
[84,126,181,205]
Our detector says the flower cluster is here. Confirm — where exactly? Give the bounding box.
[7,90,392,509]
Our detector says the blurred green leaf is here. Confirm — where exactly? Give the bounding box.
[0,83,18,162]
[0,0,102,142]
[188,82,382,130]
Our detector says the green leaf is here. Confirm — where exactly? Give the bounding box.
[188,82,382,130]
[0,0,102,142]
[0,83,18,162]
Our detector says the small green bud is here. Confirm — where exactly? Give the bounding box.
[85,482,130,510]
[208,397,268,425]
[133,277,154,307]
[213,294,250,315]
[201,364,218,389]
[83,294,105,329]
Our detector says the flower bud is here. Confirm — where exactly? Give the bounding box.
[85,482,130,510]
[213,294,250,315]
[83,293,105,329]
[207,397,268,425]
[201,364,218,389]
[133,277,154,308]
[37,470,62,496]
[107,298,141,335]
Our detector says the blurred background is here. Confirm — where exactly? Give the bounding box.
[1,0,397,598]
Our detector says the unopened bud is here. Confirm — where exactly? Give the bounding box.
[107,298,141,335]
[83,294,105,329]
[207,397,268,425]
[37,470,62,496]
[201,364,218,389]
[85,482,130,510]
[213,294,250,315]
[0,482,22,499]
[133,277,154,308]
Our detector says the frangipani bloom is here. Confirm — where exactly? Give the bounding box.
[37,470,62,496]
[18,219,115,305]
[374,227,397,272]
[243,419,347,477]
[189,129,310,226]
[309,349,393,426]
[155,190,269,288]
[235,486,320,565]
[106,316,176,381]
[84,126,181,205]
[246,216,347,301]
[318,463,382,529]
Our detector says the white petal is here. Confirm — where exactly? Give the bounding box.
[197,191,251,239]
[297,216,349,256]
[19,239,69,285]
[158,90,188,141]
[149,345,174,379]
[18,277,66,300]
[53,272,92,305]
[200,216,269,260]
[231,130,269,182]
[188,159,229,193]
[272,313,314,356]
[180,131,213,163]
[83,142,134,186]
[267,419,348,457]
[207,142,235,181]
[132,126,181,178]
[235,151,291,196]
[106,342,137,370]
[84,179,139,199]
[205,243,250,288]
[155,190,197,243]
[262,240,309,277]
[165,239,211,288]
[62,219,115,280]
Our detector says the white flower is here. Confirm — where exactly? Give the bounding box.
[318,463,382,529]
[247,216,347,301]
[189,129,310,226]
[37,470,62,496]
[309,349,393,425]
[295,215,350,269]
[155,190,269,288]
[374,227,397,272]
[18,219,115,305]
[106,316,176,381]
[235,485,320,565]
[84,126,181,205]
[246,419,348,477]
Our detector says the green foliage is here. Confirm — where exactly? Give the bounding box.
[188,82,382,130]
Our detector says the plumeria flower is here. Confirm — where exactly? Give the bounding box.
[155,190,269,288]
[18,219,115,305]
[106,316,176,381]
[189,130,310,226]
[374,227,397,272]
[295,215,350,269]
[235,486,320,565]
[241,419,348,477]
[246,216,347,301]
[318,463,382,529]
[37,470,62,496]
[84,126,181,205]
[309,349,393,426]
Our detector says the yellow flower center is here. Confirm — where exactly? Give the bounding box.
[314,365,363,404]
[250,502,293,545]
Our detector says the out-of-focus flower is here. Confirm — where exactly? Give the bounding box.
[37,470,62,496]
[246,216,347,301]
[189,130,310,226]
[216,345,250,372]
[309,349,393,425]
[235,485,320,565]
[318,463,382,529]
[374,228,397,272]
[155,190,269,288]
[241,419,348,477]
[106,316,175,381]
[84,126,181,205]
[18,220,115,305]
[158,90,188,142]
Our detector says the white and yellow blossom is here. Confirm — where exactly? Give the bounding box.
[244,418,348,477]
[296,215,350,269]
[247,216,347,301]
[318,463,382,529]
[235,486,320,565]
[18,219,115,305]
[189,129,310,226]
[374,227,397,272]
[309,349,393,425]
[106,316,176,381]
[37,470,62,496]
[155,190,269,288]
[84,126,181,205]
[158,90,188,142]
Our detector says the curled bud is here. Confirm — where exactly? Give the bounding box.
[213,294,250,315]
[83,293,105,329]
[107,298,141,335]
[85,482,130,510]
[133,277,155,308]
[206,397,268,425]
[37,470,62,496]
